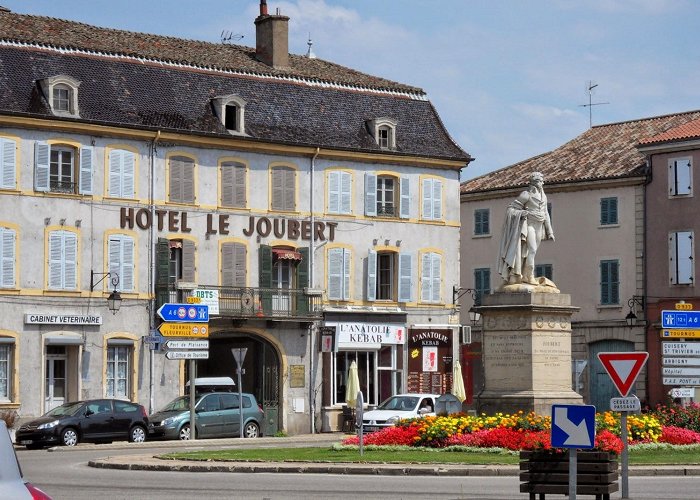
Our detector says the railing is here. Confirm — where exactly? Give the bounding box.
[376,205,397,217]
[50,180,77,194]
[164,285,323,320]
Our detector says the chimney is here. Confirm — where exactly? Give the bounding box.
[255,1,290,69]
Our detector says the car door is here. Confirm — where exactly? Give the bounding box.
[220,393,240,436]
[112,400,138,439]
[196,394,223,437]
[82,400,114,440]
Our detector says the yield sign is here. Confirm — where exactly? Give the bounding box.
[597,351,649,397]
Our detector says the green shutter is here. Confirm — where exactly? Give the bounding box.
[259,245,272,314]
[155,238,170,308]
[296,247,309,314]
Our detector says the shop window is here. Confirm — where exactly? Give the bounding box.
[34,142,93,195]
[333,351,377,406]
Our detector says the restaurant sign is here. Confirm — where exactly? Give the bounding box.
[327,322,406,349]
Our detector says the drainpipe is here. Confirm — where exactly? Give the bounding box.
[309,147,320,434]
[148,130,161,414]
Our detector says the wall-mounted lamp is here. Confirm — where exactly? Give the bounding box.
[384,239,390,246]
[75,219,82,228]
[91,271,122,315]
[372,239,378,246]
[396,240,402,247]
[59,218,66,226]
[452,286,481,326]
[44,217,51,226]
[625,295,645,328]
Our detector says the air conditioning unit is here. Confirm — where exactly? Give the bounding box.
[461,325,472,345]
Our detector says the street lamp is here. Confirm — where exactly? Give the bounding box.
[626,296,644,328]
[91,271,122,314]
[452,286,482,326]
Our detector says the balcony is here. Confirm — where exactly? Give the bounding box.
[162,285,323,321]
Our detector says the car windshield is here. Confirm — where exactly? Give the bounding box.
[44,402,84,417]
[377,396,418,411]
[160,397,190,412]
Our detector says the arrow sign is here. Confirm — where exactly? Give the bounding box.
[662,310,700,329]
[157,303,209,323]
[597,351,649,397]
[165,350,209,360]
[158,322,209,337]
[165,340,209,350]
[551,404,596,449]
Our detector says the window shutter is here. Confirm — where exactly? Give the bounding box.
[343,248,351,301]
[182,158,195,203]
[420,252,432,302]
[108,237,121,289]
[63,232,77,290]
[121,236,134,291]
[600,261,609,303]
[0,228,15,287]
[234,243,247,286]
[122,150,135,198]
[79,146,93,195]
[169,158,183,202]
[155,238,170,308]
[221,243,235,285]
[422,179,432,219]
[398,252,413,302]
[48,232,63,289]
[677,231,694,285]
[610,261,619,304]
[181,240,195,282]
[400,176,410,219]
[297,247,310,314]
[221,162,245,208]
[669,233,677,284]
[431,253,441,303]
[365,172,377,216]
[366,249,377,301]
[233,164,246,208]
[677,159,692,195]
[1,138,16,189]
[328,171,340,213]
[109,149,122,197]
[340,172,352,214]
[34,141,50,192]
[258,245,272,287]
[432,179,442,220]
[271,168,283,210]
[284,168,296,211]
[328,248,343,300]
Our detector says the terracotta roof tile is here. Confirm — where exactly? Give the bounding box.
[461,110,700,194]
[639,117,700,145]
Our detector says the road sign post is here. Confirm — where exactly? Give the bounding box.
[551,404,596,500]
[231,348,248,439]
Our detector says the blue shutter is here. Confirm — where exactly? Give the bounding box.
[340,172,352,214]
[328,247,343,300]
[400,176,410,219]
[431,253,441,303]
[0,138,16,189]
[398,252,412,302]
[420,252,432,302]
[432,179,442,220]
[365,172,377,216]
[328,171,340,213]
[366,250,376,301]
[0,228,15,288]
[342,248,351,300]
[34,141,50,192]
[79,146,93,195]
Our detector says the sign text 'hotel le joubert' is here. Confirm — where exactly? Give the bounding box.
[120,208,338,241]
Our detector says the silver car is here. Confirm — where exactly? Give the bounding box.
[0,421,52,499]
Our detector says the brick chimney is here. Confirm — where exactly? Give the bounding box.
[255,1,290,69]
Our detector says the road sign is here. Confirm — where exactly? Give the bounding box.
[662,310,700,329]
[165,350,209,360]
[551,404,596,449]
[661,329,700,338]
[670,388,695,398]
[190,289,220,314]
[164,340,209,350]
[663,366,700,376]
[663,377,700,385]
[610,396,641,412]
[663,342,700,355]
[663,357,700,366]
[597,351,649,397]
[158,323,209,337]
[231,347,248,368]
[143,335,162,344]
[157,303,209,323]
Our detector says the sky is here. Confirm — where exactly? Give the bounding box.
[3,0,700,180]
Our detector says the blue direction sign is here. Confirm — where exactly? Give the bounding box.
[662,310,700,329]
[157,303,209,323]
[551,404,596,449]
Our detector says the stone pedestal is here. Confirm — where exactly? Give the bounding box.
[478,292,582,415]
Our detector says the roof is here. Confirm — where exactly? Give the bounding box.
[461,110,700,194]
[639,117,700,146]
[0,10,471,163]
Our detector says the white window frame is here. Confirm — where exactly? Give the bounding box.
[106,345,130,398]
[48,230,78,290]
[327,170,352,215]
[108,234,135,292]
[108,149,135,198]
[0,342,12,401]
[420,252,442,303]
[670,230,694,285]
[212,94,247,135]
[38,75,81,117]
[327,247,351,301]
[669,157,692,197]
[34,142,92,195]
[0,227,16,288]
[367,117,397,149]
[0,137,17,190]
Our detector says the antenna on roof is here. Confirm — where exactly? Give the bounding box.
[306,33,316,59]
[578,81,609,128]
[220,30,244,44]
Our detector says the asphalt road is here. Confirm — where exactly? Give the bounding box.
[15,437,700,500]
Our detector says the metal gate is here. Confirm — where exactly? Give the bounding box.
[260,343,280,436]
[589,339,634,411]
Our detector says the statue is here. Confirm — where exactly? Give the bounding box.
[497,171,555,288]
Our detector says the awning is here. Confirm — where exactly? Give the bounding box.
[44,332,83,345]
[272,248,302,260]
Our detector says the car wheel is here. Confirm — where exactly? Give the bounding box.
[243,422,260,438]
[61,428,79,447]
[129,425,147,443]
[178,424,191,440]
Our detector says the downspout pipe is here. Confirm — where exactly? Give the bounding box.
[309,147,320,434]
[148,130,161,414]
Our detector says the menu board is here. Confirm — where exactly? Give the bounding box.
[407,328,453,394]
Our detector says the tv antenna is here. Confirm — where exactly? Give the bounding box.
[220,30,244,44]
[578,81,609,128]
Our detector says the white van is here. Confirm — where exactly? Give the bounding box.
[184,377,236,394]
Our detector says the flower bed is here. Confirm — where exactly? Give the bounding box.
[342,406,700,454]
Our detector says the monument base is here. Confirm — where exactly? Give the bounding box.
[477,390,583,416]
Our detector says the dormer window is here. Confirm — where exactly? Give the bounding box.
[38,75,81,117]
[367,117,397,150]
[212,94,247,135]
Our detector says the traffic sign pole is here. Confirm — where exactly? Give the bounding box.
[621,412,629,499]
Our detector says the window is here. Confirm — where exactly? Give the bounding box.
[327,170,352,214]
[0,137,17,190]
[258,245,309,315]
[53,85,71,112]
[221,242,247,287]
[364,173,409,218]
[48,230,78,290]
[220,161,247,208]
[169,239,196,284]
[0,342,12,401]
[0,227,16,288]
[420,252,441,303]
[600,197,618,225]
[474,209,490,235]
[669,157,692,196]
[168,156,195,203]
[212,94,246,135]
[333,351,379,405]
[328,247,351,301]
[600,259,619,305]
[421,178,442,221]
[38,75,81,117]
[535,264,553,281]
[367,117,397,150]
[670,231,694,285]
[474,268,490,305]
[34,142,93,194]
[108,235,135,292]
[271,166,296,211]
[367,250,412,302]
[108,149,135,198]
[106,345,130,398]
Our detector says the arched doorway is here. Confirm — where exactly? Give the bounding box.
[186,332,281,436]
[589,339,635,411]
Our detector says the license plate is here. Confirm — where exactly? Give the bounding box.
[20,440,33,445]
[365,426,379,433]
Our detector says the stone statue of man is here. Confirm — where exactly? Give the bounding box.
[497,171,555,286]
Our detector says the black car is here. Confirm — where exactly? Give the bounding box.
[16,399,149,449]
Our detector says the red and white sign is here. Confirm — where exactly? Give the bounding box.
[597,351,649,397]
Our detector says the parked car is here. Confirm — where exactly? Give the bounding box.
[1,420,52,499]
[148,391,264,440]
[361,393,440,433]
[16,399,149,449]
